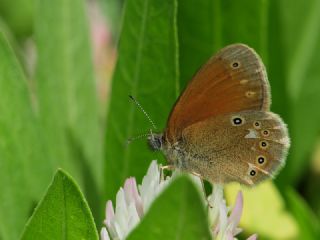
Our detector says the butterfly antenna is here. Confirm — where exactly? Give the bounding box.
[129,95,157,129]
[125,132,150,147]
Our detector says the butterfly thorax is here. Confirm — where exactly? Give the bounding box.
[162,139,188,170]
[148,132,188,170]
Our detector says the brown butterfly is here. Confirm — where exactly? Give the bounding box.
[148,44,290,186]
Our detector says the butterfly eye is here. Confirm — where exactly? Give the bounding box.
[231,116,244,126]
[249,170,256,176]
[253,121,261,129]
[259,141,268,149]
[231,61,240,69]
[257,155,266,164]
[261,130,270,136]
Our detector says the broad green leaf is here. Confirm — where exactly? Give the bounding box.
[286,188,320,239]
[280,0,320,100]
[304,140,320,217]
[266,0,290,117]
[0,32,45,240]
[35,0,102,216]
[178,0,269,89]
[128,176,211,240]
[225,181,298,239]
[21,170,99,240]
[274,0,320,185]
[104,0,179,200]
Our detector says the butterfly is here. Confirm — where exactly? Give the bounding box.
[148,44,290,186]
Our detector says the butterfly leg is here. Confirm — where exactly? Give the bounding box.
[160,165,175,181]
[190,171,213,208]
[160,165,175,170]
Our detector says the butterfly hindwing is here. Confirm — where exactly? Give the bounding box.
[180,111,289,185]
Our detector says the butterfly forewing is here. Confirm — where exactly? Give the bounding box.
[166,44,270,143]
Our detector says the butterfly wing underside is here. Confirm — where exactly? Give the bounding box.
[166,44,270,143]
[181,111,290,185]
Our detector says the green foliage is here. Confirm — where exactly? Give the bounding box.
[286,188,320,239]
[274,0,320,186]
[0,0,103,238]
[21,170,99,240]
[0,32,41,240]
[35,0,103,219]
[128,176,211,240]
[104,0,178,200]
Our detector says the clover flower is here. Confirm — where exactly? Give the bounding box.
[101,161,171,240]
[101,161,257,240]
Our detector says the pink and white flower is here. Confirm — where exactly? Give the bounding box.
[101,161,171,240]
[101,161,257,240]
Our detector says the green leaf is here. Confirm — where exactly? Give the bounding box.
[0,0,34,38]
[0,32,45,240]
[35,0,102,215]
[178,0,269,89]
[128,176,211,240]
[266,0,289,116]
[274,0,320,185]
[21,170,99,240]
[104,0,179,200]
[286,188,320,239]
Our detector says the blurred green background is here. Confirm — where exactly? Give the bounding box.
[0,0,320,239]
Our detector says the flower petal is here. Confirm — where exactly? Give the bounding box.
[219,199,229,231]
[100,227,110,240]
[124,177,143,217]
[105,200,114,227]
[228,191,243,234]
[139,160,161,211]
[208,184,224,229]
[247,234,258,240]
[114,188,129,235]
[127,202,140,230]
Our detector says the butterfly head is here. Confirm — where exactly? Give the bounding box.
[147,133,164,151]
